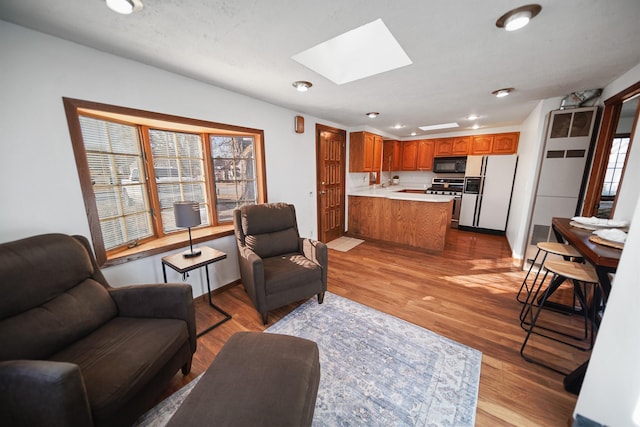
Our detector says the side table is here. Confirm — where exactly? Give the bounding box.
[161,246,232,337]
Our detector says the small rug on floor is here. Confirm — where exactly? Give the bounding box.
[134,292,481,426]
[326,236,364,252]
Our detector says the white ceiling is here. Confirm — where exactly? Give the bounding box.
[1,0,639,138]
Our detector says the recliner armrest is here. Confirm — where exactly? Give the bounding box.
[0,360,93,427]
[301,238,328,286]
[237,245,266,307]
[109,284,196,352]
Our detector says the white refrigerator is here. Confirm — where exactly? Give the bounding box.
[459,154,518,232]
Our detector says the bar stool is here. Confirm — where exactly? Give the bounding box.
[520,259,599,374]
[516,241,582,305]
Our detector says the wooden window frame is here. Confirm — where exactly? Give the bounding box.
[63,97,267,266]
[582,81,640,217]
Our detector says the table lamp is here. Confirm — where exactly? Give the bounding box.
[174,201,201,258]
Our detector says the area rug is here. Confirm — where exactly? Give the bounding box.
[134,292,481,426]
[268,292,481,426]
[326,236,365,252]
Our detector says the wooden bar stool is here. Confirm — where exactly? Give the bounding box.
[517,242,582,305]
[520,260,599,374]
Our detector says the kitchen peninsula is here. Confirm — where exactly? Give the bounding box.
[348,187,453,251]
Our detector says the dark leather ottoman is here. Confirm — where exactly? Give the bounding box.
[166,332,320,427]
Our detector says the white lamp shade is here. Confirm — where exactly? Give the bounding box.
[174,201,201,228]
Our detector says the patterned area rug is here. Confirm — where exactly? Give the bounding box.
[135,292,481,426]
[326,236,365,252]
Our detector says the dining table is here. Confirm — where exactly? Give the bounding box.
[550,216,624,394]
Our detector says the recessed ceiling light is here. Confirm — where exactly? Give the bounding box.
[465,114,480,120]
[366,112,380,118]
[393,124,403,129]
[472,124,480,130]
[106,0,143,14]
[410,132,417,136]
[492,88,513,98]
[496,4,542,32]
[292,81,313,92]
[291,19,412,85]
[418,122,459,131]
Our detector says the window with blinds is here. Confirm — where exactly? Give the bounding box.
[148,129,209,232]
[65,97,266,264]
[79,116,153,250]
[211,136,258,222]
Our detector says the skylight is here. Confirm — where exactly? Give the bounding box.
[418,122,460,131]
[291,19,412,85]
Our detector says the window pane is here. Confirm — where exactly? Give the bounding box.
[79,116,153,250]
[210,135,258,222]
[149,129,209,232]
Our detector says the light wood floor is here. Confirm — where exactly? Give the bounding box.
[163,229,589,426]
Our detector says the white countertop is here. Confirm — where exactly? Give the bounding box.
[349,186,455,203]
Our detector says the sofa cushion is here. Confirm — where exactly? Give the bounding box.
[0,279,117,361]
[263,253,322,295]
[50,316,189,422]
[245,228,299,258]
[0,233,95,320]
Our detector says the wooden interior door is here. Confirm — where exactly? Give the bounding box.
[316,124,346,243]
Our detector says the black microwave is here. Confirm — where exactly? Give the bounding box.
[433,156,467,174]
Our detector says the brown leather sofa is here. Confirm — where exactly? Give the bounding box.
[0,233,197,427]
[233,203,327,324]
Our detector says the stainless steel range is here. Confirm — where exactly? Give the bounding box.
[426,177,464,228]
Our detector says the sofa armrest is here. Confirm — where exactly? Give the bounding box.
[237,245,266,308]
[301,239,328,286]
[0,360,92,427]
[109,284,196,353]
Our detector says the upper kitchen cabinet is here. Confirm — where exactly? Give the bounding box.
[349,131,383,172]
[434,137,470,157]
[470,135,494,154]
[417,140,434,170]
[401,140,434,171]
[470,133,519,155]
[382,139,402,172]
[400,140,419,170]
[492,132,519,154]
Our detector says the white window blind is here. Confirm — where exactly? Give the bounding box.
[148,129,209,232]
[79,116,153,250]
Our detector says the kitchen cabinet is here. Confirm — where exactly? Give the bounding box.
[349,131,383,172]
[434,137,470,156]
[400,140,419,170]
[492,132,519,154]
[470,133,519,155]
[470,135,494,155]
[382,140,402,172]
[417,140,434,170]
[400,140,434,171]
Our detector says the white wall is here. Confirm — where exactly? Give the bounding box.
[506,97,564,261]
[573,64,640,426]
[0,21,343,296]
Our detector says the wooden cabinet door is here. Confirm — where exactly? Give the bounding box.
[349,132,365,172]
[401,140,419,170]
[492,132,519,154]
[372,134,383,171]
[434,139,453,157]
[417,140,434,170]
[470,135,494,154]
[451,137,470,155]
[383,140,402,171]
[362,133,375,171]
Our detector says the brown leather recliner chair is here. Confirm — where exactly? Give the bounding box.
[0,233,197,427]
[233,203,327,324]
